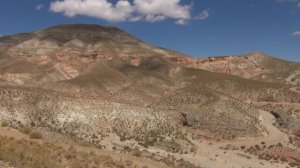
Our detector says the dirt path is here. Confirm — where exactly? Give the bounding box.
[257,110,290,145]
[215,110,290,147]
[182,110,292,168]
[145,109,292,168]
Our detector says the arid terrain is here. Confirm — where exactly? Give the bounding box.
[0,24,299,168]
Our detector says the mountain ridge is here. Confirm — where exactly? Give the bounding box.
[0,24,298,61]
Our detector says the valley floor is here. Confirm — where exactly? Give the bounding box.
[145,110,296,168]
[1,88,300,168]
[1,107,299,168]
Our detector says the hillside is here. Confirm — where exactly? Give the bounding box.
[0,24,299,168]
[174,52,300,85]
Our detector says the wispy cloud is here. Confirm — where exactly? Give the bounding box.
[49,0,208,25]
[195,9,210,21]
[175,19,187,25]
[292,31,300,36]
[36,4,44,11]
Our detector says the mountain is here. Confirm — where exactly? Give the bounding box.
[0,24,299,168]
[164,51,300,85]
[195,52,300,85]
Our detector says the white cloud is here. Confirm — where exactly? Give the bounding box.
[36,4,44,11]
[195,10,210,20]
[292,31,300,36]
[134,0,191,20]
[129,15,143,22]
[50,0,133,22]
[175,19,187,25]
[50,0,194,24]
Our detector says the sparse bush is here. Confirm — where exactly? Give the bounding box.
[289,162,298,167]
[280,157,287,162]
[29,132,42,139]
[289,137,293,144]
[0,129,134,168]
[1,121,8,127]
[79,141,92,147]
[132,150,142,157]
[20,127,31,134]
[190,146,198,153]
[123,146,131,151]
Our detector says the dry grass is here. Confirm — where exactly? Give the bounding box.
[19,127,31,135]
[0,122,8,127]
[0,136,59,168]
[29,132,43,139]
[19,127,42,139]
[0,135,137,168]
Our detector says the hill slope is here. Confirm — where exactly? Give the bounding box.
[174,52,300,85]
[0,24,299,168]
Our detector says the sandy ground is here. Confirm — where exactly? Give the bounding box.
[145,109,293,168]
[0,109,296,168]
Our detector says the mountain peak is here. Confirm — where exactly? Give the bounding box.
[245,51,269,58]
[34,24,140,45]
[41,24,122,33]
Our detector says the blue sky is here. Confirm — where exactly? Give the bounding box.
[0,0,299,61]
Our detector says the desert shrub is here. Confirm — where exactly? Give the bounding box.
[132,150,142,157]
[29,132,42,139]
[138,142,148,148]
[123,146,131,151]
[255,144,260,150]
[288,162,298,167]
[190,146,198,153]
[280,157,288,162]
[1,121,8,127]
[120,137,126,142]
[79,141,92,147]
[289,137,293,144]
[20,127,31,134]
